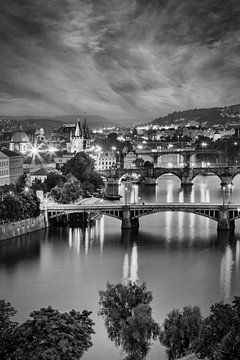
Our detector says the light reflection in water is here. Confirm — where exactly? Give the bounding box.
[85,227,89,257]
[165,211,172,242]
[178,211,184,242]
[190,187,195,203]
[220,245,233,301]
[178,189,184,203]
[123,243,138,283]
[236,240,240,274]
[123,253,129,283]
[68,227,72,248]
[130,243,138,283]
[166,182,173,202]
[99,216,104,254]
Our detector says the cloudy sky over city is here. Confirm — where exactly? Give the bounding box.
[0,0,239,121]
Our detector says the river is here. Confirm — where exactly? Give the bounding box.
[1,174,240,359]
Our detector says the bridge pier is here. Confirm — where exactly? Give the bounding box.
[181,176,193,186]
[121,206,139,230]
[220,176,233,189]
[217,207,235,232]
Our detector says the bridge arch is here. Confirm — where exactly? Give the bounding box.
[192,172,222,183]
[157,153,185,167]
[155,170,182,183]
[130,208,219,223]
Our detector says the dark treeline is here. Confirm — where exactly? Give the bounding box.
[1,282,240,360]
[0,192,40,223]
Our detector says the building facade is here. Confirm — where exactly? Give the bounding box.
[93,151,116,171]
[0,149,24,186]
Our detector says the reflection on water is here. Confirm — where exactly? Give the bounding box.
[123,242,138,283]
[220,245,233,301]
[2,176,240,359]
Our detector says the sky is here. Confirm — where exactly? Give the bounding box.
[0,0,239,122]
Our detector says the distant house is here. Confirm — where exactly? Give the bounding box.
[30,168,49,183]
[124,151,137,169]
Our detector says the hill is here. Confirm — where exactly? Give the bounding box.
[151,104,240,127]
[0,114,117,133]
[52,115,116,129]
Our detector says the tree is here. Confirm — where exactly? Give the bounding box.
[44,171,66,192]
[0,300,18,360]
[160,306,202,360]
[50,176,82,204]
[62,152,95,183]
[62,152,103,192]
[99,282,159,360]
[15,173,28,193]
[11,306,95,360]
[194,297,240,360]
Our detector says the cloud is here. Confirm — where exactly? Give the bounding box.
[0,0,239,121]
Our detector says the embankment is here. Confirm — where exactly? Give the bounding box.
[0,214,48,242]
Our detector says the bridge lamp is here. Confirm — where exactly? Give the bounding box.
[201,142,207,149]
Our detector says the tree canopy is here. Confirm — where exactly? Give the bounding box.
[50,175,82,204]
[99,282,159,360]
[0,301,95,360]
[160,306,202,360]
[61,152,103,191]
[194,297,240,360]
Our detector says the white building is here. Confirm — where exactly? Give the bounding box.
[92,151,116,171]
[124,152,137,169]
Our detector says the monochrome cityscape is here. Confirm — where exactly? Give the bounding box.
[0,1,240,360]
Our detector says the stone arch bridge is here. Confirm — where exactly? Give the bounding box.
[107,165,240,187]
[45,202,240,233]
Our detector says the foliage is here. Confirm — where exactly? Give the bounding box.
[50,176,82,204]
[194,297,240,360]
[62,152,103,191]
[62,152,95,182]
[99,282,159,360]
[11,306,95,360]
[44,171,66,192]
[31,179,48,193]
[0,192,40,223]
[0,300,18,360]
[160,306,202,360]
[15,173,28,193]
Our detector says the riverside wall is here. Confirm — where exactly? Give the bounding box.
[0,213,48,242]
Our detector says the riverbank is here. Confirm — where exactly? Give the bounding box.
[0,213,48,241]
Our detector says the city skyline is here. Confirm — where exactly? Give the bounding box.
[0,0,239,122]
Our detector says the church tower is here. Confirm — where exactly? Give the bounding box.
[70,118,84,153]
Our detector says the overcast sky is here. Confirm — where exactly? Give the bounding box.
[0,0,239,121]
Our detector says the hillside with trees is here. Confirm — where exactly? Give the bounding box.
[151,104,240,127]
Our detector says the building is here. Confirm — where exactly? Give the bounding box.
[30,168,49,183]
[68,118,91,153]
[9,131,31,154]
[0,151,9,186]
[93,151,116,171]
[0,149,24,186]
[124,151,137,169]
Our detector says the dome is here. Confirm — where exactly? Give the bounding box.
[11,131,29,143]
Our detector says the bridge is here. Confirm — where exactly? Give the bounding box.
[108,165,240,187]
[45,202,240,233]
[136,148,223,166]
